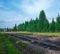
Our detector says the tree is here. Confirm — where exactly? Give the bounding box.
[24,21,29,31]
[39,10,49,32]
[34,17,39,32]
[50,18,55,32]
[13,24,17,31]
[56,15,60,32]
[27,19,35,32]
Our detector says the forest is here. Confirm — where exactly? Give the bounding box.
[16,10,60,32]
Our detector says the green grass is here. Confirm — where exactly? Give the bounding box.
[0,33,23,54]
[1,31,60,36]
[10,37,28,47]
[32,32,60,36]
[0,32,46,54]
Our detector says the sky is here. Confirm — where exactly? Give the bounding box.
[0,0,60,28]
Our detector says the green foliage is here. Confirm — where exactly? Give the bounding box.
[39,10,49,32]
[34,17,39,32]
[0,33,22,54]
[13,24,17,31]
[17,10,60,32]
[56,15,60,32]
[50,18,55,32]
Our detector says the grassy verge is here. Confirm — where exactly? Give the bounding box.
[0,33,23,54]
[10,37,28,48]
[2,31,60,36]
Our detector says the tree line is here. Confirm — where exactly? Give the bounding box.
[14,10,60,32]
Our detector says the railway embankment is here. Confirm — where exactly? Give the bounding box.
[8,34,60,54]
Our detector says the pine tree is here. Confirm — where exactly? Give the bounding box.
[29,19,35,32]
[34,17,39,32]
[50,18,55,32]
[39,10,49,32]
[24,21,29,31]
[56,15,60,32]
[13,24,17,31]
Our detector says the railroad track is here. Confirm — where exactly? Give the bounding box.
[7,34,60,51]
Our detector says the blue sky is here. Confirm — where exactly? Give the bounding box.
[0,0,60,28]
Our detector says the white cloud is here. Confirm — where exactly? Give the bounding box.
[12,0,53,16]
[0,10,27,28]
[11,0,54,19]
[19,0,53,16]
[0,0,54,28]
[0,10,31,24]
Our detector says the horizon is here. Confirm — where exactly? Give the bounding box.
[0,0,60,28]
